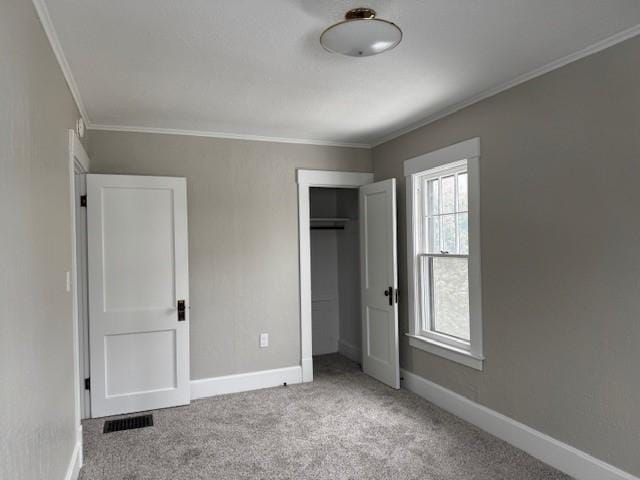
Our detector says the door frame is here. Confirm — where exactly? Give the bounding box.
[68,129,90,464]
[73,167,90,419]
[296,170,374,382]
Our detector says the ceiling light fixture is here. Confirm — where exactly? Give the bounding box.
[320,8,402,57]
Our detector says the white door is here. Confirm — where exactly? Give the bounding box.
[360,179,400,389]
[87,174,190,417]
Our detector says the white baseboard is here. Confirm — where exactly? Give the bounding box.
[401,369,638,480]
[338,339,361,364]
[302,357,313,383]
[63,438,82,480]
[190,365,302,400]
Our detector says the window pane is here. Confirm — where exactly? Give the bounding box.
[432,256,470,340]
[457,173,468,212]
[426,179,439,215]
[457,213,468,254]
[427,217,440,253]
[441,175,455,214]
[441,214,456,253]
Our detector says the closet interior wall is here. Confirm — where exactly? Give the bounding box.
[309,188,361,362]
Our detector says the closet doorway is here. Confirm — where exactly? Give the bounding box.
[297,170,400,389]
[310,187,361,363]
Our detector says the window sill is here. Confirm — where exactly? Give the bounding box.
[406,334,484,371]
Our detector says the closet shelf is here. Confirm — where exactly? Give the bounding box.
[310,217,352,230]
[310,217,351,222]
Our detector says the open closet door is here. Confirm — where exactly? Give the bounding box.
[359,179,400,389]
[87,174,190,417]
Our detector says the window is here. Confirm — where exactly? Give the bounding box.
[420,162,469,342]
[404,138,483,370]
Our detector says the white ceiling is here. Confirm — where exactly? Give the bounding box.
[42,0,640,146]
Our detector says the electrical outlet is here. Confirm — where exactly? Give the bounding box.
[259,333,269,348]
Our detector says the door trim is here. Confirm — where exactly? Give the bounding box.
[73,169,91,419]
[68,130,89,470]
[296,170,374,382]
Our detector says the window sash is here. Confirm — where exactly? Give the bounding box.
[418,253,471,350]
[416,163,471,347]
[420,164,468,256]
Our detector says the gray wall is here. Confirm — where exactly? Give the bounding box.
[336,189,361,356]
[88,131,372,380]
[373,36,640,475]
[0,1,83,479]
[310,190,340,356]
[308,188,361,358]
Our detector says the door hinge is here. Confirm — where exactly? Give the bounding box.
[80,195,87,207]
[84,377,90,390]
[395,288,399,304]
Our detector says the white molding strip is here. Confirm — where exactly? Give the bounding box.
[373,24,640,147]
[297,169,374,187]
[407,335,483,371]
[401,369,638,480]
[190,366,302,400]
[301,357,314,383]
[63,439,82,480]
[403,137,479,176]
[89,124,371,149]
[31,0,89,122]
[338,339,362,364]
[33,0,640,152]
[31,1,369,149]
[70,130,90,172]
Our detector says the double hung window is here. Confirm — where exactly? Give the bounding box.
[404,138,483,370]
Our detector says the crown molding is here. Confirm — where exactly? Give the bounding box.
[372,23,640,147]
[88,124,372,149]
[32,0,90,122]
[31,0,640,151]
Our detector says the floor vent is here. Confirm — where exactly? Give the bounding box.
[103,414,153,433]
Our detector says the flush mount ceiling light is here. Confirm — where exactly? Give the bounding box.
[320,8,402,57]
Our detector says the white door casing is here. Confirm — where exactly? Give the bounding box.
[360,179,400,389]
[297,170,374,382]
[87,174,190,417]
[68,130,89,466]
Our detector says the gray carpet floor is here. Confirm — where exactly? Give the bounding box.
[79,354,571,479]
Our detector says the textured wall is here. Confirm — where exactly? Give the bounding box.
[336,189,361,354]
[310,189,340,356]
[308,188,361,357]
[373,36,640,475]
[0,1,83,479]
[88,131,372,380]
[310,229,340,355]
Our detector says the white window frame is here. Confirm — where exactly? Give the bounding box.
[404,138,483,370]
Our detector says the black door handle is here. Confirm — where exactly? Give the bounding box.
[177,300,186,321]
[384,287,393,306]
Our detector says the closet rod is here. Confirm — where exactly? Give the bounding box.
[311,226,345,230]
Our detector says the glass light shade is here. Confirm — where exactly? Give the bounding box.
[320,18,402,57]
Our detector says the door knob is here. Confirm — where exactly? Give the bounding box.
[177,300,186,321]
[384,286,393,306]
